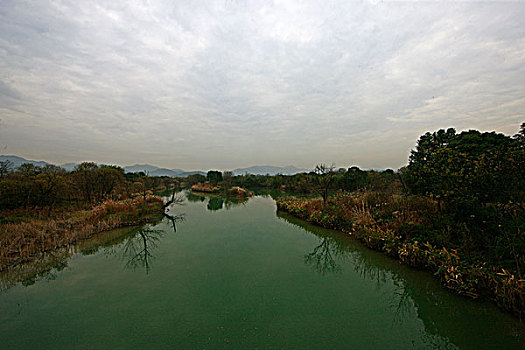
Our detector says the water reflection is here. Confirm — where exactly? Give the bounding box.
[2,196,524,349]
[0,210,186,288]
[185,191,249,211]
[207,197,224,211]
[164,212,185,233]
[121,213,185,273]
[122,227,163,273]
[186,192,206,202]
[305,238,344,275]
[278,212,525,348]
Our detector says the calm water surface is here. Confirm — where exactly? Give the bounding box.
[0,193,523,349]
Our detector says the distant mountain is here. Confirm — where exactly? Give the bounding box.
[231,165,309,176]
[0,156,204,177]
[149,168,183,177]
[123,164,205,177]
[2,156,306,178]
[123,164,165,173]
[0,155,51,168]
[123,164,185,177]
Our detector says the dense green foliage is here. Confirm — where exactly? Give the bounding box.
[206,170,223,185]
[404,127,524,272]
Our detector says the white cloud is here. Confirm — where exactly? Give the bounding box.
[1,0,524,170]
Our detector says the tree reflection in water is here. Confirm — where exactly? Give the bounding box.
[207,197,224,211]
[122,228,162,273]
[122,213,185,273]
[186,192,206,203]
[280,212,415,323]
[305,238,346,275]
[164,212,185,233]
[184,190,250,212]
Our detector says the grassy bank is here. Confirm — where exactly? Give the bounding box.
[276,193,524,317]
[0,196,164,271]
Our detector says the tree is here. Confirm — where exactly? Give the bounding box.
[0,160,13,178]
[310,163,336,205]
[72,162,125,203]
[34,165,66,214]
[73,162,99,203]
[406,129,521,206]
[339,166,368,192]
[206,170,223,185]
[514,122,525,148]
[185,174,206,187]
[96,165,125,201]
[405,127,525,261]
[222,171,233,185]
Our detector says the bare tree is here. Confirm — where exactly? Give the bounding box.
[311,163,336,205]
[0,160,13,178]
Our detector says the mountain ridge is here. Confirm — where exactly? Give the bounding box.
[1,155,308,177]
[231,165,309,176]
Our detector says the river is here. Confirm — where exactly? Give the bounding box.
[0,193,523,349]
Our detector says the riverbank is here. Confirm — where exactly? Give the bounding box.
[276,193,524,317]
[0,196,165,271]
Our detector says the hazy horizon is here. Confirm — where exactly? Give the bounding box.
[1,1,524,170]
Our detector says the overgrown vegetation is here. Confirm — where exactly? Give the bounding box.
[0,162,177,270]
[0,196,164,270]
[231,124,525,315]
[1,124,523,315]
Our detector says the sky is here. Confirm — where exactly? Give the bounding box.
[1,0,524,171]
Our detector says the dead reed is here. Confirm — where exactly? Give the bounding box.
[0,195,164,271]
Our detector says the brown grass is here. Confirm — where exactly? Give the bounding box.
[0,196,164,271]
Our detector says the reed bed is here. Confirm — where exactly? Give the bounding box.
[0,196,164,271]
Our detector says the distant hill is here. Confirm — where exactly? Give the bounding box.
[123,164,186,177]
[123,164,166,173]
[0,156,203,177]
[149,168,183,177]
[0,155,51,168]
[1,157,308,177]
[232,165,309,176]
[122,164,206,177]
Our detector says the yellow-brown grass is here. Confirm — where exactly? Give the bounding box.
[0,196,164,271]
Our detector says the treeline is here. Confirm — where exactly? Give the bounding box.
[227,166,397,195]
[0,162,177,219]
[212,125,524,278]
[272,124,524,315]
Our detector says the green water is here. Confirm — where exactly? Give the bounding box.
[0,194,523,349]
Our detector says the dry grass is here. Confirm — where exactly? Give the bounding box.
[0,195,164,270]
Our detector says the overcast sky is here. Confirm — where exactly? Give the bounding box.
[1,0,524,171]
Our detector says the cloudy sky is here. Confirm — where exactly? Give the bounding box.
[1,0,524,171]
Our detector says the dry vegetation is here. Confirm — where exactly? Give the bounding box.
[0,196,164,270]
[277,192,524,316]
